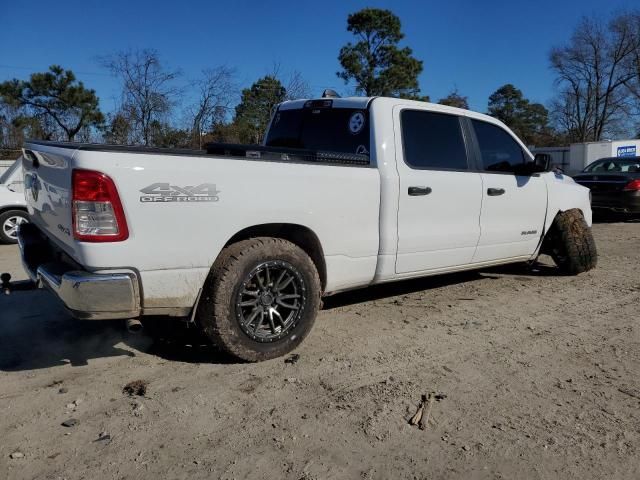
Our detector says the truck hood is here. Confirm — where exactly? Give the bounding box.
[546,171,577,185]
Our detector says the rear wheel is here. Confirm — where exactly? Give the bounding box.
[544,209,597,275]
[196,237,321,362]
[0,210,29,244]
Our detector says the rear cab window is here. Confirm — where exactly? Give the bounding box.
[400,110,468,170]
[265,104,370,157]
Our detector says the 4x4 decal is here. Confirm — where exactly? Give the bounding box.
[140,183,220,203]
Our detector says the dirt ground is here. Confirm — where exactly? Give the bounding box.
[1,220,639,480]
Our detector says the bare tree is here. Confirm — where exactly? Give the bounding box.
[621,12,640,134]
[100,49,181,145]
[283,70,313,100]
[269,63,313,100]
[550,12,640,142]
[187,66,236,149]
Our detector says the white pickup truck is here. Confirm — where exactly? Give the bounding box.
[17,96,597,361]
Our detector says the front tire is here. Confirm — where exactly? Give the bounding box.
[544,209,597,275]
[0,210,29,244]
[196,237,321,362]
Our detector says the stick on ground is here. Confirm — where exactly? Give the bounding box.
[419,393,436,430]
[409,402,424,425]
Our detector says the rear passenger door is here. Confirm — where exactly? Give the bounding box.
[468,119,547,263]
[394,108,483,274]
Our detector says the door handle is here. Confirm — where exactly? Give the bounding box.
[408,186,432,196]
[487,188,505,196]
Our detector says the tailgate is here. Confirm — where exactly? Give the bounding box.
[22,142,77,256]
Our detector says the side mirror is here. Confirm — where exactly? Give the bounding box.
[533,153,551,172]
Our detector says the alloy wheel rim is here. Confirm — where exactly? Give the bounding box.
[2,215,27,239]
[236,260,306,342]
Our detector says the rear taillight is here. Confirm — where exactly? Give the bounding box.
[72,169,129,242]
[623,179,640,191]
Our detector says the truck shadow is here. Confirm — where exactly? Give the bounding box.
[1,261,560,371]
[0,289,232,372]
[1,289,135,371]
[323,260,561,310]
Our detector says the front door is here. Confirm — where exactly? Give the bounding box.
[468,119,547,262]
[395,108,483,274]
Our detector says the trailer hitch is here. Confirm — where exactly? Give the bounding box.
[1,273,37,295]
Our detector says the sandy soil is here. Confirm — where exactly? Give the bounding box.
[1,220,639,480]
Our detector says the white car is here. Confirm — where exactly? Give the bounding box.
[0,160,28,243]
[18,95,597,361]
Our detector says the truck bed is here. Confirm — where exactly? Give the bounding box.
[21,140,381,314]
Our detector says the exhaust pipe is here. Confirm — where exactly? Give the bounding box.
[125,318,143,334]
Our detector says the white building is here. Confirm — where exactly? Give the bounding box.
[532,139,640,175]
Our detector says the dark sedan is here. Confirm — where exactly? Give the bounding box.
[573,156,640,214]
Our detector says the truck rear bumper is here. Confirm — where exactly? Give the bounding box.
[18,223,141,320]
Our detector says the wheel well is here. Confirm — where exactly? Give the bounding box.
[0,206,27,216]
[541,208,585,251]
[224,223,327,291]
[549,208,585,227]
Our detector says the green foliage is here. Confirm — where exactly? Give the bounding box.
[0,102,49,147]
[149,120,191,148]
[487,84,552,146]
[337,8,424,98]
[104,112,131,145]
[12,114,51,140]
[208,121,243,144]
[402,93,431,102]
[234,76,286,144]
[0,65,104,141]
[438,89,469,109]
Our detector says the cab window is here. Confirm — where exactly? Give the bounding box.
[400,110,468,170]
[472,119,525,173]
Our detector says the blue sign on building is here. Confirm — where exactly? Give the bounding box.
[617,145,637,157]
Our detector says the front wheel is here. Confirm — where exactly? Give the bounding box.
[196,237,321,362]
[543,209,597,275]
[0,210,29,244]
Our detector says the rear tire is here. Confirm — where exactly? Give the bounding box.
[196,237,321,362]
[0,210,29,244]
[544,209,597,275]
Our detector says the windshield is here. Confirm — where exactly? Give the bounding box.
[0,159,21,184]
[584,157,640,173]
[265,107,370,156]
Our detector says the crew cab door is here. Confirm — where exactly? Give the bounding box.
[394,108,482,274]
[467,119,547,262]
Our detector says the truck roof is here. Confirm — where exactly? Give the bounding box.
[278,96,505,127]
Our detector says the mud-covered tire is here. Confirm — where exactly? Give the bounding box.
[196,237,321,362]
[544,209,597,275]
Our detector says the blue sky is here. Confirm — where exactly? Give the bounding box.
[0,0,637,115]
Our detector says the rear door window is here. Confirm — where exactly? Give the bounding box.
[400,110,468,170]
[472,120,525,173]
